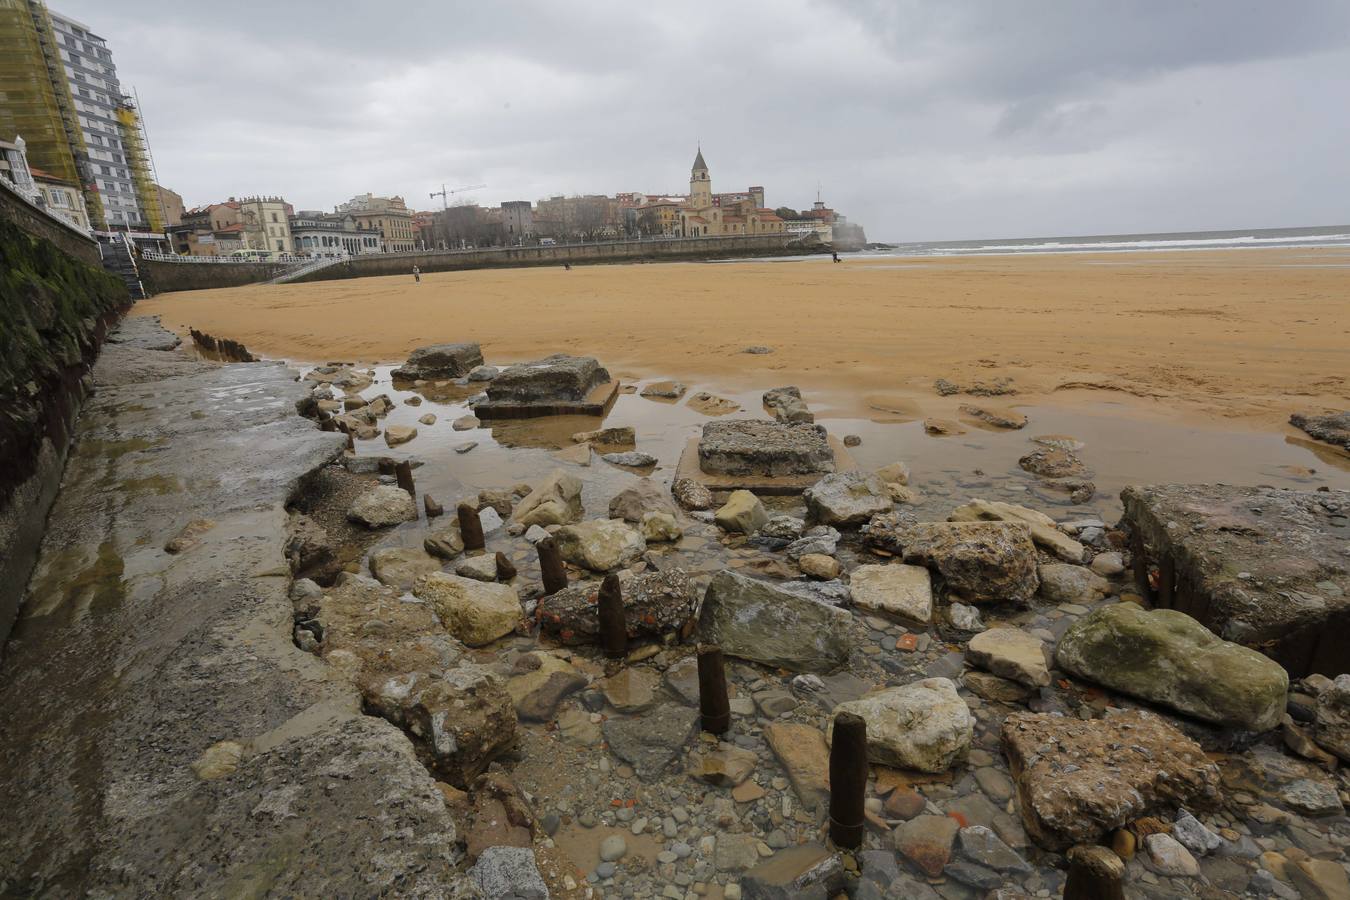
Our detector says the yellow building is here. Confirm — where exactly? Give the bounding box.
[337,193,415,252]
[677,148,785,238]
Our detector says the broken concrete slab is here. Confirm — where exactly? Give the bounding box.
[475,354,618,419]
[1290,411,1350,451]
[391,342,484,380]
[1121,483,1350,678]
[698,419,833,477]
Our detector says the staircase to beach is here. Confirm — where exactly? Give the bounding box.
[266,254,347,285]
[98,233,146,299]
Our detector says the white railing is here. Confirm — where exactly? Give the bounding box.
[266,254,348,284]
[140,249,317,264]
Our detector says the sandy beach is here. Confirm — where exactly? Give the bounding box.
[135,248,1350,429]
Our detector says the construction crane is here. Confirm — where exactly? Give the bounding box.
[430,183,487,211]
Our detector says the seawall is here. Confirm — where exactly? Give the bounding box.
[0,215,128,647]
[138,258,291,294]
[140,232,823,293]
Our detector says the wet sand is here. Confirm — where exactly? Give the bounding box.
[136,248,1350,430]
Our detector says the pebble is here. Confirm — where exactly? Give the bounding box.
[599,834,628,862]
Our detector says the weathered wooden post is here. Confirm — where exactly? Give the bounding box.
[424,494,443,518]
[536,537,568,595]
[457,502,485,551]
[1064,845,1125,900]
[697,645,731,735]
[828,710,867,850]
[495,551,517,581]
[597,573,626,659]
[395,460,415,497]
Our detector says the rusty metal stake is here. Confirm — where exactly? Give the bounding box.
[597,573,627,659]
[457,502,485,551]
[828,710,867,850]
[395,460,415,498]
[536,537,568,595]
[495,551,517,581]
[697,645,731,735]
[1064,845,1125,900]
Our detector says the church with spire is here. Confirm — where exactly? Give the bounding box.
[675,146,785,238]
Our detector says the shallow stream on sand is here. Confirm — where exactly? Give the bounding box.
[314,363,1348,539]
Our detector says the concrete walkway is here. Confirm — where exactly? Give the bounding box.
[0,317,464,895]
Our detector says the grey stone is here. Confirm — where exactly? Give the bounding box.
[803,472,892,527]
[697,419,834,477]
[472,846,549,899]
[699,570,854,673]
[1172,810,1222,855]
[1280,778,1344,817]
[601,451,657,468]
[467,364,499,382]
[602,705,698,779]
[827,679,973,773]
[347,484,418,528]
[957,825,1030,873]
[599,834,628,861]
[740,843,844,899]
[1037,563,1110,604]
[391,342,484,379]
[608,478,676,523]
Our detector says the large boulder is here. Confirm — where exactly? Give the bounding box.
[404,664,517,786]
[347,484,417,528]
[391,342,484,380]
[848,564,933,624]
[484,354,609,403]
[827,678,973,773]
[511,468,583,527]
[536,568,697,645]
[414,572,522,647]
[1001,710,1221,850]
[803,472,892,526]
[697,419,834,477]
[865,515,1039,605]
[1055,604,1289,732]
[607,477,675,523]
[699,570,853,673]
[714,489,769,534]
[949,499,1085,563]
[552,520,646,572]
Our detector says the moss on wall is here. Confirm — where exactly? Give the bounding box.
[0,217,127,506]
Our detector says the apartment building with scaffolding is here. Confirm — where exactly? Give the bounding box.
[0,2,163,231]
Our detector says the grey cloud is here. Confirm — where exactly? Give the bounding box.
[51,0,1350,240]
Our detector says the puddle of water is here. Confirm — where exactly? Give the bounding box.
[334,366,1348,535]
[551,823,665,876]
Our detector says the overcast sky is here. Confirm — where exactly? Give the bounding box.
[55,0,1350,241]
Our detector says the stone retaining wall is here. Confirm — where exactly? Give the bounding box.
[138,257,292,294]
[0,216,128,648]
[0,178,102,267]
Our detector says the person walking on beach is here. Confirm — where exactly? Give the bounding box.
[832,252,841,263]
[412,265,421,283]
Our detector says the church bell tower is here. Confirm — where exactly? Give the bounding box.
[690,145,712,209]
